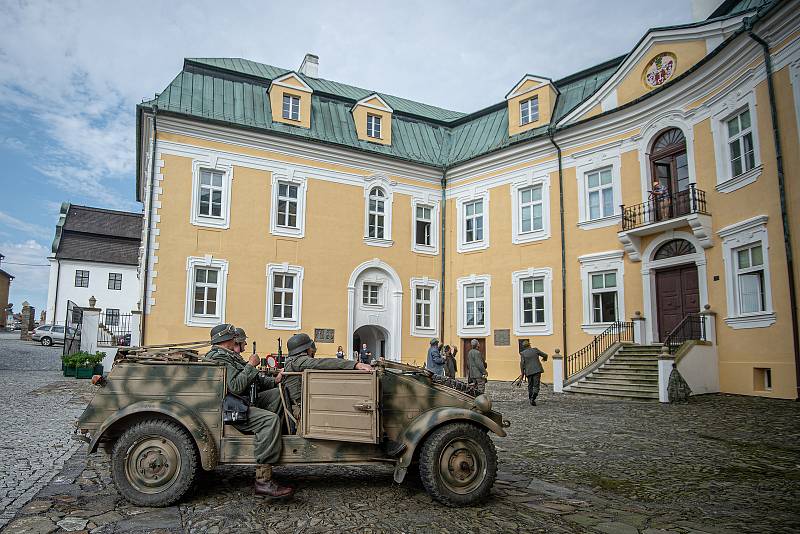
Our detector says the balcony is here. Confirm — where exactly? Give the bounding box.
[618,184,712,261]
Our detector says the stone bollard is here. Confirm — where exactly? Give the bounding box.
[80,297,101,355]
[700,304,717,344]
[129,310,142,347]
[632,311,646,344]
[19,301,36,340]
[657,345,674,403]
[551,348,564,393]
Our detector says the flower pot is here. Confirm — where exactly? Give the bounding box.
[64,365,76,377]
[76,366,94,379]
[93,364,104,376]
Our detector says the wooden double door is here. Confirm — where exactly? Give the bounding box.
[655,264,699,342]
[460,338,486,378]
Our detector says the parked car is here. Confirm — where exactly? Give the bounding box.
[31,324,75,346]
[75,350,510,507]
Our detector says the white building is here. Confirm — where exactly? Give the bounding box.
[46,203,142,326]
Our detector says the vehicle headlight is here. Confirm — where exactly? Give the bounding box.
[473,394,492,414]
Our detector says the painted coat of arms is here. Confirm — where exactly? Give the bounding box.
[644,53,676,88]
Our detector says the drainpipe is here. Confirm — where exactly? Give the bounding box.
[439,170,447,341]
[747,23,800,399]
[140,104,158,344]
[547,127,568,357]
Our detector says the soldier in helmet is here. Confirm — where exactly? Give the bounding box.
[467,339,488,394]
[519,339,548,406]
[231,327,283,413]
[204,324,292,499]
[282,333,373,412]
[426,338,445,376]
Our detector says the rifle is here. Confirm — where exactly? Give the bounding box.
[249,340,258,404]
[512,374,526,388]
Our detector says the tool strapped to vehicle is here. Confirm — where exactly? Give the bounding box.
[430,373,480,397]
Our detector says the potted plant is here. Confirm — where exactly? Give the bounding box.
[92,351,106,376]
[74,351,103,379]
[62,353,77,377]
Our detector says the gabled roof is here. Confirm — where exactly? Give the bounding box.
[505,74,556,100]
[52,204,142,266]
[352,93,393,113]
[269,72,313,93]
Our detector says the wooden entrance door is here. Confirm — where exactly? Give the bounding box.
[650,128,691,219]
[461,338,485,379]
[655,264,700,341]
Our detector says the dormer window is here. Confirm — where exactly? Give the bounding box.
[282,94,300,121]
[367,114,382,138]
[520,96,539,125]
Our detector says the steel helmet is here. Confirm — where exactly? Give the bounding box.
[234,327,247,344]
[211,323,237,344]
[287,332,315,357]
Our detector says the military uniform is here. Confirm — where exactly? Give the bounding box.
[467,347,487,394]
[426,340,445,375]
[520,345,547,406]
[204,345,282,464]
[283,355,358,408]
[444,350,457,378]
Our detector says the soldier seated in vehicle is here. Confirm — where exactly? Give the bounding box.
[204,324,293,500]
[231,327,283,414]
[282,333,373,419]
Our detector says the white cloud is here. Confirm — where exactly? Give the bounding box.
[0,210,53,241]
[0,240,50,314]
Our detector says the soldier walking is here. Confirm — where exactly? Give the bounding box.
[520,340,548,406]
[466,339,487,394]
[204,324,292,499]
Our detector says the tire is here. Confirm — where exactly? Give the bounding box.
[418,422,497,507]
[41,337,52,346]
[111,419,198,507]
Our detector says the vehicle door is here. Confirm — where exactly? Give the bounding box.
[51,325,65,341]
[301,370,379,443]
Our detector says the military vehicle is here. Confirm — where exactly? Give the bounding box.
[74,346,510,507]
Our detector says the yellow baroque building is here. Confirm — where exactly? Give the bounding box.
[135,0,800,399]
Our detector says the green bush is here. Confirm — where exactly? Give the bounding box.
[62,351,105,368]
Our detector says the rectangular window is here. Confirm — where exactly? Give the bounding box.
[590,271,618,323]
[519,185,543,234]
[415,286,432,329]
[521,277,546,325]
[198,169,224,218]
[276,182,299,228]
[193,267,219,316]
[586,168,614,220]
[464,283,485,327]
[75,270,89,288]
[727,109,755,177]
[108,272,122,290]
[363,282,380,305]
[735,244,765,314]
[415,205,432,246]
[282,94,300,121]
[104,309,120,327]
[367,114,382,138]
[272,273,295,320]
[464,200,484,243]
[367,187,386,239]
[520,96,539,125]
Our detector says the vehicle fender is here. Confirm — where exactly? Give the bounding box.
[392,407,506,483]
[88,400,218,470]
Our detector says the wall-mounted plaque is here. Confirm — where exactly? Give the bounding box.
[493,329,510,346]
[314,328,335,343]
[644,53,676,88]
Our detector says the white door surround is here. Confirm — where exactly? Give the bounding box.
[346,259,403,361]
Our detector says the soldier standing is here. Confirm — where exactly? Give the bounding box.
[520,340,548,406]
[467,339,487,394]
[204,324,292,499]
[426,338,445,375]
[443,345,458,378]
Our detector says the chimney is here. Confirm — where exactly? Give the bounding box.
[298,54,319,78]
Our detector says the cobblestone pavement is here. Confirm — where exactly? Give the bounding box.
[0,333,93,529]
[2,364,799,533]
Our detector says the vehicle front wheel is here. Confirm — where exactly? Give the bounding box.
[40,337,52,346]
[111,419,198,507]
[418,422,497,506]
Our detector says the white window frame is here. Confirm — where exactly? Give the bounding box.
[585,167,615,221]
[411,196,439,255]
[578,251,625,334]
[190,158,233,229]
[510,174,550,244]
[265,263,304,330]
[719,215,774,329]
[410,277,440,337]
[590,270,620,324]
[185,256,228,327]
[575,155,622,230]
[520,96,539,125]
[108,272,122,291]
[711,91,762,193]
[367,113,382,138]
[512,268,553,336]
[104,308,120,327]
[456,190,490,253]
[359,270,388,311]
[282,94,300,121]
[362,282,382,307]
[269,171,307,238]
[363,176,394,247]
[456,274,491,337]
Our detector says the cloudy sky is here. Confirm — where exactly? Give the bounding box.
[0,0,695,314]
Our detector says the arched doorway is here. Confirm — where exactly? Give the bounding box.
[650,128,691,219]
[346,259,403,361]
[353,325,388,360]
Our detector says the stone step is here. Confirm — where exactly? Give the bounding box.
[616,349,662,356]
[601,363,658,371]
[593,369,659,379]
[569,381,657,394]
[564,388,659,401]
[585,376,658,386]
[611,356,658,362]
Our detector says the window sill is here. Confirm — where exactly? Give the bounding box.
[716,165,762,194]
[364,237,393,248]
[514,323,553,336]
[412,244,438,255]
[581,322,613,335]
[186,316,223,327]
[512,229,551,245]
[411,326,438,338]
[190,216,229,230]
[266,319,301,330]
[270,225,304,239]
[724,311,775,329]
[457,324,490,337]
[578,214,621,231]
[457,241,489,254]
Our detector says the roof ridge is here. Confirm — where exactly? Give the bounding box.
[69,204,143,217]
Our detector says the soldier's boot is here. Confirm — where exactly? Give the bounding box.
[254,465,294,499]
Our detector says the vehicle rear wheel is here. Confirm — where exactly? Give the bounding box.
[418,422,497,506]
[111,419,198,507]
[40,337,52,346]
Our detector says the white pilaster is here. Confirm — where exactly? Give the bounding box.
[80,307,101,355]
[657,346,675,403]
[551,349,564,393]
[130,310,142,347]
[632,311,646,344]
[700,304,717,344]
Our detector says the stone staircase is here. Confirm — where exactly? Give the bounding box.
[564,344,661,400]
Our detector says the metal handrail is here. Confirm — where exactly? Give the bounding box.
[621,184,708,231]
[565,321,634,380]
[663,313,706,354]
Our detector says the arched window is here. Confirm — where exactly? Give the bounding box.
[654,238,696,260]
[367,187,386,239]
[650,128,689,195]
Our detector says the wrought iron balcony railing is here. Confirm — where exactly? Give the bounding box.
[621,184,709,232]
